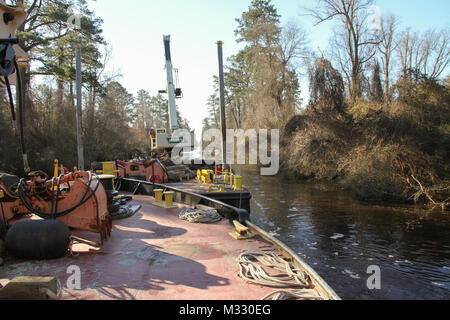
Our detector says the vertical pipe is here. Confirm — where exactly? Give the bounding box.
[217,41,227,169]
[76,50,84,171]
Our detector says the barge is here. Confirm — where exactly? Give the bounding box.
[0,175,340,300]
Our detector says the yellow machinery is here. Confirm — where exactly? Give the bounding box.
[197,170,214,184]
[197,169,243,192]
[94,162,120,176]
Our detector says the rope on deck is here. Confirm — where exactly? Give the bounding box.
[179,208,222,224]
[237,252,324,301]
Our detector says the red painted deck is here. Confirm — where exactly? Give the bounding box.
[0,195,279,300]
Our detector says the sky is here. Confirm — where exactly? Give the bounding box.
[88,0,450,136]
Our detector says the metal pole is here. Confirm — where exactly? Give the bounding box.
[76,50,84,171]
[217,41,227,169]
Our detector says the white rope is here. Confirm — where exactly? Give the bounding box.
[237,252,324,301]
[262,290,324,301]
[179,208,222,224]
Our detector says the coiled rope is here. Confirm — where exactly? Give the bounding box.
[179,208,222,224]
[237,252,324,300]
[262,289,324,301]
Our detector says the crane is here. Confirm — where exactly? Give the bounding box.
[152,35,194,154]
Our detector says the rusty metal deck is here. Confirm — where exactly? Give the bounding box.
[0,195,279,300]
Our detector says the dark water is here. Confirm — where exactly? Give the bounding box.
[239,169,450,300]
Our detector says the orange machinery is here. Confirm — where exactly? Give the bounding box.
[0,170,112,243]
[116,160,169,184]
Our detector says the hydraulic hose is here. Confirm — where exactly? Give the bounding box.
[18,172,102,219]
[14,60,30,173]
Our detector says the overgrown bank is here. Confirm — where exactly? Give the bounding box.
[280,76,450,210]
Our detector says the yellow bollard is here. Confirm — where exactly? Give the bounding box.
[234,175,243,191]
[224,173,229,184]
[154,189,164,205]
[230,174,235,188]
[229,220,255,240]
[164,191,176,208]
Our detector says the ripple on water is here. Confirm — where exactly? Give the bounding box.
[330,233,345,240]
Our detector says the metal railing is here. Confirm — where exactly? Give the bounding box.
[120,178,251,224]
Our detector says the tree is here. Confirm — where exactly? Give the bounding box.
[308,56,345,112]
[397,28,450,81]
[16,0,104,105]
[218,0,307,129]
[376,14,398,101]
[307,0,379,99]
[94,81,135,161]
[369,59,383,102]
[134,89,154,146]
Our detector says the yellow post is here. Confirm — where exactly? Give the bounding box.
[224,173,229,184]
[234,175,243,191]
[154,189,164,205]
[164,191,175,208]
[230,174,234,188]
[53,160,59,178]
[53,160,59,191]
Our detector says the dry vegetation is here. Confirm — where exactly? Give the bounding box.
[281,74,450,210]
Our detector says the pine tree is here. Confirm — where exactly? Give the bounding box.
[370,60,384,102]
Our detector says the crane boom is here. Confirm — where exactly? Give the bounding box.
[152,35,192,153]
[163,35,179,130]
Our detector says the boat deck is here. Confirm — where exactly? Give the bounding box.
[0,195,279,300]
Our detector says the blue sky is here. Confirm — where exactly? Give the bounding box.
[88,0,449,135]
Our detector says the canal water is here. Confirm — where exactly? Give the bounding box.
[239,168,450,300]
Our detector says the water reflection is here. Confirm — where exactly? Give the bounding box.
[241,169,450,300]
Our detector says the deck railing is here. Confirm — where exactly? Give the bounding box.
[120,178,251,224]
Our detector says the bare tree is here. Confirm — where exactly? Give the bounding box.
[376,14,398,101]
[397,28,450,81]
[306,0,379,100]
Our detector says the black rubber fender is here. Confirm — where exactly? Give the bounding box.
[5,220,70,260]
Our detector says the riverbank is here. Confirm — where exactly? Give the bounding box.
[279,78,450,211]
